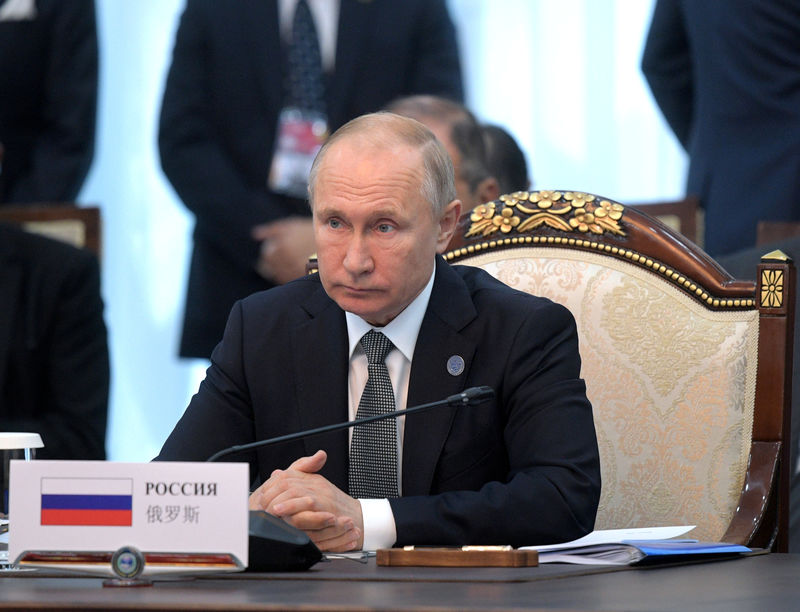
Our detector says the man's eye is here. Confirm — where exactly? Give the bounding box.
[377,223,394,233]
[328,219,341,229]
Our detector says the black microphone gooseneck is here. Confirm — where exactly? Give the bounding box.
[206,385,494,462]
[217,385,493,571]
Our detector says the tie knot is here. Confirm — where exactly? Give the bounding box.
[360,330,394,365]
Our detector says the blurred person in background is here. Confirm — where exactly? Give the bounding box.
[641,0,800,256]
[482,124,530,196]
[159,0,464,359]
[0,223,108,459]
[0,0,97,204]
[386,95,500,212]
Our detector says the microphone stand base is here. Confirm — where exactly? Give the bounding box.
[102,577,154,588]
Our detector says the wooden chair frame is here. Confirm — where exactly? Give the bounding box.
[0,204,101,257]
[629,195,701,245]
[444,190,794,551]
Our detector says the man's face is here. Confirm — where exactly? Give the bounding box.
[312,137,459,326]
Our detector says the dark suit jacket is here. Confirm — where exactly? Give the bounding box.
[641,0,800,256]
[158,0,464,359]
[0,224,108,459]
[0,0,97,204]
[157,258,601,547]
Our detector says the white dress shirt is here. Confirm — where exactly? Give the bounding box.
[345,266,436,550]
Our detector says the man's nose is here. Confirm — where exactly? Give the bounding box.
[342,235,373,275]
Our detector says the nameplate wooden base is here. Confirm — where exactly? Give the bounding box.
[376,548,538,568]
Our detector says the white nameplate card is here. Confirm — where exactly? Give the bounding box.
[8,460,248,577]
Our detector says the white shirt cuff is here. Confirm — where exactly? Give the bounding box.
[358,498,397,551]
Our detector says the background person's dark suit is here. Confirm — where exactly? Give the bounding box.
[641,0,800,256]
[0,224,108,459]
[158,0,464,359]
[0,0,97,204]
[157,257,601,546]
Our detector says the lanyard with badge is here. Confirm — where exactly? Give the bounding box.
[269,0,329,199]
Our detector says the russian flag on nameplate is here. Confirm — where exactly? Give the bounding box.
[40,477,133,527]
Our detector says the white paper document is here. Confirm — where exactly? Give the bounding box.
[518,526,749,566]
[521,525,696,553]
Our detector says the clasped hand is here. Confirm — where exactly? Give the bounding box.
[248,450,364,552]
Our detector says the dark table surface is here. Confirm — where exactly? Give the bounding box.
[1,551,796,611]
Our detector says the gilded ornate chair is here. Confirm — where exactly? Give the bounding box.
[445,190,795,551]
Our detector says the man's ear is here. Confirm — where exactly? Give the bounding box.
[435,199,462,253]
[477,176,501,204]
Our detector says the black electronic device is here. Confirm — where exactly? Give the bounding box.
[247,510,322,572]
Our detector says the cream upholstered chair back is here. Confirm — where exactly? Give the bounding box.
[444,190,794,550]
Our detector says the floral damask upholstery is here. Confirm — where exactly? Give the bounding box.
[455,247,758,541]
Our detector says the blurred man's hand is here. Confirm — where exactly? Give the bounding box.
[252,217,315,284]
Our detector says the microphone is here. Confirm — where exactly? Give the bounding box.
[207,385,495,462]
[207,386,494,572]
[446,385,495,405]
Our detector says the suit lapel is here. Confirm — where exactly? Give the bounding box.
[403,259,478,496]
[240,0,284,117]
[291,282,350,490]
[327,0,369,128]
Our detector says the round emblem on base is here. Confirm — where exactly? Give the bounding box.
[111,545,145,579]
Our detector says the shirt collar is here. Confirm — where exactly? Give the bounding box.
[346,265,436,361]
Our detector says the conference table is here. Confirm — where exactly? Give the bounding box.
[0,551,798,610]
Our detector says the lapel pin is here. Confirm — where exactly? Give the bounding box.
[446,355,465,376]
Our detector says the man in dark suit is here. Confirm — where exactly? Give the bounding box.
[157,113,601,552]
[641,0,800,256]
[159,0,464,359]
[0,223,108,459]
[0,0,97,204]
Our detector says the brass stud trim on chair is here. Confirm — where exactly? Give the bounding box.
[445,237,756,309]
[446,192,758,311]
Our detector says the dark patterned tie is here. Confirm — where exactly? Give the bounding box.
[349,330,399,498]
[286,0,326,114]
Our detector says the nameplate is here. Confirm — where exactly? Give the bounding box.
[8,460,249,575]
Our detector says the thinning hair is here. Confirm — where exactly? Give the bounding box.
[385,95,492,194]
[308,112,456,216]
